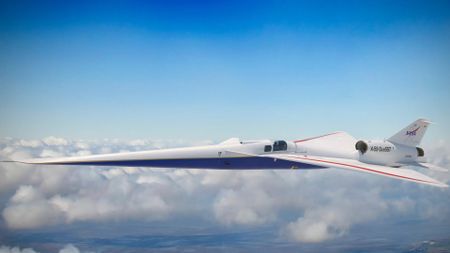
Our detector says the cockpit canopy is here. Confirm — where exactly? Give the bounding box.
[264,140,288,152]
[273,140,288,151]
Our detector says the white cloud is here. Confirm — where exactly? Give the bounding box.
[282,187,388,242]
[0,244,85,253]
[285,219,330,243]
[0,137,449,244]
[0,245,38,253]
[58,244,80,253]
[10,185,41,203]
[39,149,63,158]
[3,185,64,229]
[214,188,273,226]
[18,140,42,148]
[42,136,69,146]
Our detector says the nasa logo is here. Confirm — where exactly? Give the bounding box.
[406,127,420,136]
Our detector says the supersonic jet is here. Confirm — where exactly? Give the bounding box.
[8,119,449,187]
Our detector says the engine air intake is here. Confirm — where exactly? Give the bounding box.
[355,140,368,154]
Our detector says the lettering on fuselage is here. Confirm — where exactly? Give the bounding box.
[370,146,392,152]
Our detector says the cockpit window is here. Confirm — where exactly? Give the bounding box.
[264,145,272,152]
[273,140,287,151]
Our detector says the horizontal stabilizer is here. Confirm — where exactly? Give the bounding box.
[417,162,449,172]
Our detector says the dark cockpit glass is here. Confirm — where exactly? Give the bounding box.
[264,145,272,152]
[273,140,287,151]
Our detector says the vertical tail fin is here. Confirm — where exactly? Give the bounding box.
[388,119,431,147]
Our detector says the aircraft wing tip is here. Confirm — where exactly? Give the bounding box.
[436,182,449,188]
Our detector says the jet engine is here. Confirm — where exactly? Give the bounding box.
[355,140,425,166]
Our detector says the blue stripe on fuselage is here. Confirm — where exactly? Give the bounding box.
[50,156,325,169]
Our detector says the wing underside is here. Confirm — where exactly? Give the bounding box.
[15,150,323,170]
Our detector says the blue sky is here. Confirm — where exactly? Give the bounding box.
[1,0,449,143]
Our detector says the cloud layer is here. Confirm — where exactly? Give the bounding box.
[0,137,449,244]
[0,244,84,253]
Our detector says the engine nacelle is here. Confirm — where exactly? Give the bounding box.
[355,140,424,166]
